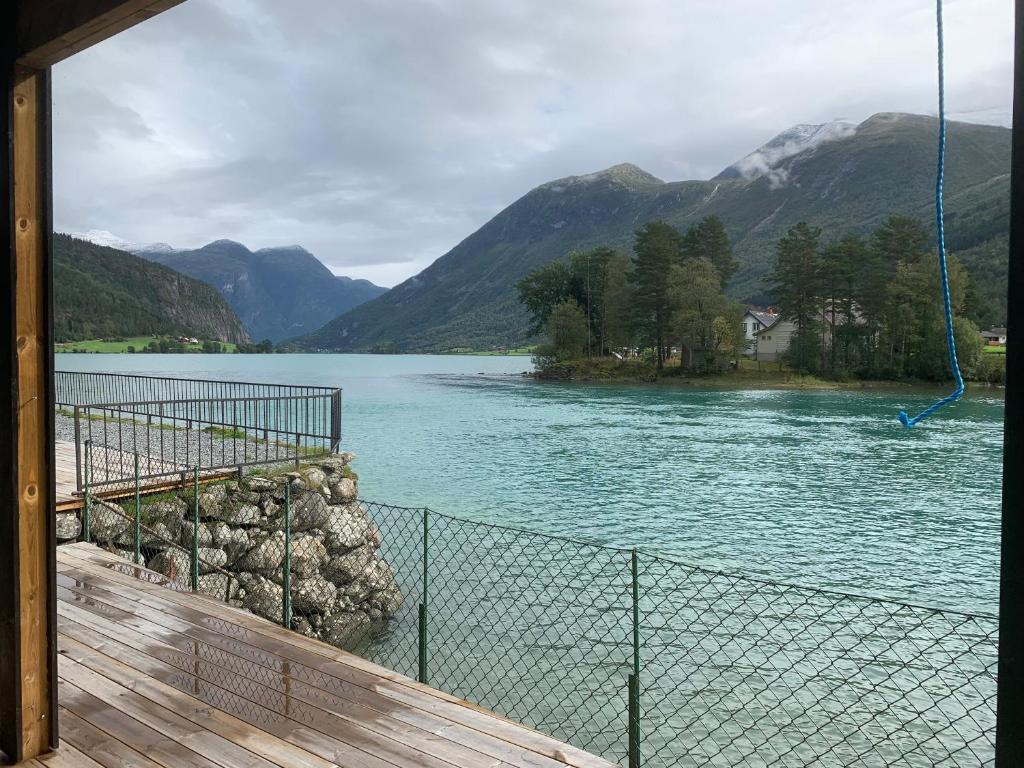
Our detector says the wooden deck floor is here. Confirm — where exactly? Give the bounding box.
[39,543,614,768]
[55,441,233,512]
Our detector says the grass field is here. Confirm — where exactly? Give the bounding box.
[983,345,1007,355]
[55,336,239,353]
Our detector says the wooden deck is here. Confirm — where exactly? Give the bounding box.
[55,442,234,512]
[38,543,614,768]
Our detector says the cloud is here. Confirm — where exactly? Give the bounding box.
[52,0,1014,287]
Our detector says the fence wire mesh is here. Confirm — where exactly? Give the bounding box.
[76,469,998,768]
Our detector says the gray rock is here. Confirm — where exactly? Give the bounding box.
[142,498,186,534]
[224,528,251,562]
[198,573,238,601]
[291,574,337,615]
[322,546,373,583]
[371,583,403,616]
[56,512,82,540]
[239,576,283,623]
[291,533,328,577]
[235,530,286,572]
[148,549,191,580]
[321,610,371,649]
[323,505,372,552]
[204,499,261,526]
[242,476,278,493]
[362,558,396,593]
[197,547,228,574]
[291,492,332,531]
[180,520,213,548]
[91,500,130,543]
[209,521,232,546]
[328,478,357,503]
[299,467,327,489]
[141,522,176,548]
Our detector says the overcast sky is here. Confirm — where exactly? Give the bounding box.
[53,0,1013,287]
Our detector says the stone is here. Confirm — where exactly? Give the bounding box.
[323,505,372,552]
[204,500,261,526]
[91,500,130,543]
[239,576,283,623]
[197,547,228,574]
[224,528,251,562]
[180,520,213,548]
[242,476,278,493]
[291,533,328,577]
[370,584,403,617]
[321,610,371,649]
[322,546,373,583]
[291,574,337,615]
[362,557,396,593]
[318,456,352,474]
[291,492,332,531]
[141,522,176,548]
[142,498,186,535]
[209,521,232,546]
[197,573,238,601]
[235,531,286,572]
[148,549,191,580]
[299,467,327,489]
[56,512,82,540]
[328,478,357,503]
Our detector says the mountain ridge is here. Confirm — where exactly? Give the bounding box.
[295,111,1010,352]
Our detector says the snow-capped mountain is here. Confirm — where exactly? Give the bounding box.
[716,120,858,186]
[67,229,179,256]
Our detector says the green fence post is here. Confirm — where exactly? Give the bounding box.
[191,467,200,591]
[282,482,292,629]
[628,548,641,768]
[418,507,429,685]
[133,452,141,564]
[82,440,91,543]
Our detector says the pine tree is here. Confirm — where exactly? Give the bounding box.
[631,221,682,369]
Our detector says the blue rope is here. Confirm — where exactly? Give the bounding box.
[898,0,964,428]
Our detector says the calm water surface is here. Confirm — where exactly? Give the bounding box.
[56,353,1004,614]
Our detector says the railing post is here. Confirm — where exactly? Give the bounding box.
[82,440,91,543]
[190,467,199,591]
[282,483,292,628]
[418,507,429,684]
[629,548,641,768]
[133,452,141,564]
[73,405,82,493]
[330,390,342,453]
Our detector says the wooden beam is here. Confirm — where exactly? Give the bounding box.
[17,0,186,69]
[998,0,1024,764]
[0,60,58,763]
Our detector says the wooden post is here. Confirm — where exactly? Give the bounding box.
[0,61,57,762]
[997,1,1024,763]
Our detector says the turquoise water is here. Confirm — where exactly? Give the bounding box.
[56,353,1005,614]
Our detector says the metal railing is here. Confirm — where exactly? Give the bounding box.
[56,371,341,492]
[76,458,998,768]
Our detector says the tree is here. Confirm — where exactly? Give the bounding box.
[516,261,573,336]
[682,215,737,286]
[569,247,619,356]
[600,252,634,352]
[669,258,723,371]
[631,221,682,369]
[769,222,822,371]
[547,299,589,361]
[820,234,866,374]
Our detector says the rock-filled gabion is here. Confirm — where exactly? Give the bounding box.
[75,453,402,650]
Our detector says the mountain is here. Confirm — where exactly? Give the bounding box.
[54,234,249,344]
[139,240,387,343]
[68,229,179,257]
[295,113,1011,352]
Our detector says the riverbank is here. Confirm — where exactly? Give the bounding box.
[533,356,1005,392]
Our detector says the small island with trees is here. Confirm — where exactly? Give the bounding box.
[517,215,1005,387]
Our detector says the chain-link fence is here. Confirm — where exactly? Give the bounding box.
[75,459,998,767]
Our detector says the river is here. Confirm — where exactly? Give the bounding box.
[55,352,1004,615]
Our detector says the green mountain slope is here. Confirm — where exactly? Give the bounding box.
[54,234,249,344]
[144,241,387,343]
[296,112,1010,352]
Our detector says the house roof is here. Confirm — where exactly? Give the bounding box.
[982,330,1006,339]
[745,310,778,328]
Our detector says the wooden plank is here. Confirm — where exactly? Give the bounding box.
[58,661,285,768]
[31,741,105,768]
[58,707,165,768]
[17,0,186,68]
[56,635,338,768]
[57,610,494,768]
[54,570,576,768]
[4,63,57,762]
[54,597,510,768]
[57,547,616,768]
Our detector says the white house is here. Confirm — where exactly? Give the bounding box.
[981,327,1007,346]
[742,309,778,353]
[752,315,796,362]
